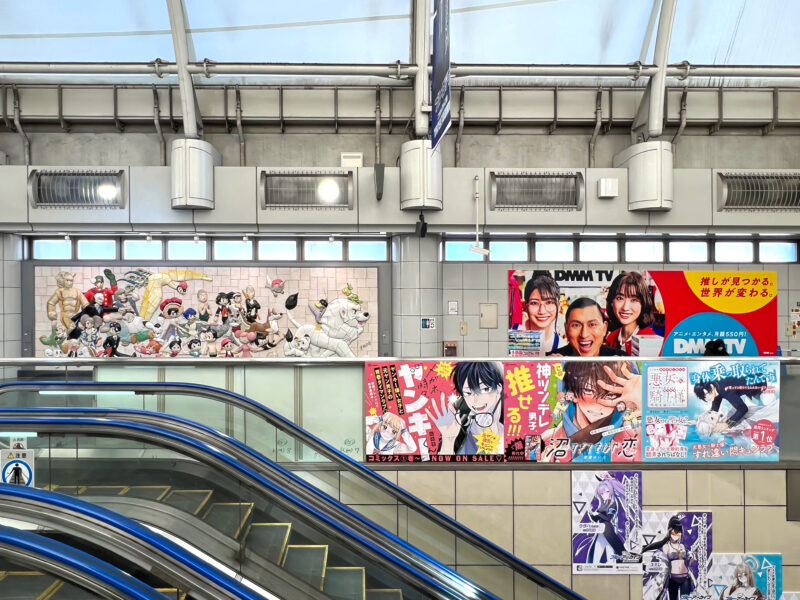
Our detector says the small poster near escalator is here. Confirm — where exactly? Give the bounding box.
[707,553,782,600]
[1,450,34,487]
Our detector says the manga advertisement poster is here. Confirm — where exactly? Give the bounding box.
[364,361,505,462]
[34,265,377,358]
[571,470,643,574]
[642,360,779,462]
[507,269,777,358]
[641,511,712,600]
[707,554,782,600]
[649,271,777,357]
[524,360,643,463]
[503,361,553,461]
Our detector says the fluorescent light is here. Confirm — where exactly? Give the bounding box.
[96,182,118,201]
[470,244,490,256]
[0,432,38,437]
[317,178,340,203]
[39,390,135,396]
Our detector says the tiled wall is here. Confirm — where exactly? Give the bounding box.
[342,468,795,600]
[0,235,22,360]
[441,262,796,358]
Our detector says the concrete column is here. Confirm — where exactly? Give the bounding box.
[391,234,442,358]
[0,234,23,365]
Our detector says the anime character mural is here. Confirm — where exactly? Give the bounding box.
[641,511,712,600]
[364,361,505,462]
[571,471,642,574]
[643,361,779,462]
[708,554,782,600]
[36,266,377,358]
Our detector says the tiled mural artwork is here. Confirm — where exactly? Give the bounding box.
[34,266,377,358]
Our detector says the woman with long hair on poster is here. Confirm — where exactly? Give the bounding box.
[721,563,764,600]
[582,475,629,564]
[605,271,658,355]
[642,515,696,600]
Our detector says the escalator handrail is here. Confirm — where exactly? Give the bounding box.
[0,414,499,600]
[0,482,265,600]
[0,380,583,600]
[0,523,171,600]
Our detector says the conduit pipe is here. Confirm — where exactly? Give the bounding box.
[455,87,465,167]
[672,88,687,147]
[647,0,677,138]
[12,86,30,165]
[375,85,382,165]
[152,85,166,166]
[588,88,602,168]
[235,86,245,166]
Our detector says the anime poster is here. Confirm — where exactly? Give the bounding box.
[707,554,782,600]
[649,271,777,357]
[642,360,779,462]
[781,593,800,600]
[641,511,712,600]
[571,470,643,574]
[531,360,643,463]
[508,268,621,356]
[34,266,377,358]
[503,361,553,460]
[364,361,505,462]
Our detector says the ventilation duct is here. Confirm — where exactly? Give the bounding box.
[27,169,125,209]
[488,169,584,211]
[259,168,354,210]
[171,139,221,210]
[717,171,800,210]
[613,141,673,211]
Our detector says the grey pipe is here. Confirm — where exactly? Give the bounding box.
[152,86,166,166]
[455,87,465,167]
[11,86,30,165]
[672,88,688,146]
[374,85,381,165]
[648,0,677,137]
[588,89,602,168]
[235,86,245,166]
[166,0,199,139]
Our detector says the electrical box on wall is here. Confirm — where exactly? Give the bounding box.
[171,138,221,210]
[443,341,458,357]
[399,139,442,211]
[613,141,673,211]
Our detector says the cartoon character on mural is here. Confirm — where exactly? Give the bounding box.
[83,270,118,307]
[46,271,89,330]
[119,268,213,320]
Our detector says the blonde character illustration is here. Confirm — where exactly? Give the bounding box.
[119,269,212,320]
[47,271,89,330]
[366,412,417,456]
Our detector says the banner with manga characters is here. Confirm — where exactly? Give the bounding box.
[506,360,643,463]
[571,471,642,574]
[364,361,505,462]
[642,511,712,600]
[508,269,777,358]
[642,360,779,462]
[707,554,782,600]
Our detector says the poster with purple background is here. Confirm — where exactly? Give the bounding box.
[571,471,643,574]
[642,511,713,600]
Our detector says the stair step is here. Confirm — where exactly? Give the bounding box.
[122,485,171,501]
[244,522,291,564]
[282,545,328,591]
[366,590,404,600]
[78,485,129,497]
[202,502,254,539]
[0,571,60,598]
[323,567,365,600]
[161,489,213,516]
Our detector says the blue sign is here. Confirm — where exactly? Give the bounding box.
[431,0,451,150]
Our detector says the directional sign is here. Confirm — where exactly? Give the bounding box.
[2,450,34,487]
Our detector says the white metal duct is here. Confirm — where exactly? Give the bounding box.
[717,171,800,210]
[489,169,584,211]
[258,168,354,210]
[28,169,125,209]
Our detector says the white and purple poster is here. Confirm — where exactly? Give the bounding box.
[571,471,643,574]
[641,511,712,600]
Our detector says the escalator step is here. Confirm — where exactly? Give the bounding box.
[202,502,254,539]
[161,490,213,516]
[323,567,365,600]
[0,571,60,599]
[155,589,186,600]
[79,486,129,497]
[48,486,86,496]
[123,485,171,501]
[366,590,404,600]
[243,522,291,564]
[282,545,328,591]
[49,582,102,599]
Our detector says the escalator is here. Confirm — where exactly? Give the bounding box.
[0,382,585,600]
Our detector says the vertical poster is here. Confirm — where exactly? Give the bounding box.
[431,0,451,149]
[707,554,782,600]
[781,593,800,600]
[364,361,505,462]
[571,471,643,574]
[536,360,643,463]
[649,271,777,357]
[641,511,712,600]
[642,360,779,462]
[503,361,553,460]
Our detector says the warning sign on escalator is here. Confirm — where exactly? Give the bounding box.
[2,451,34,487]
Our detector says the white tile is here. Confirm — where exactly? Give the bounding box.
[400,316,421,344]
[461,263,488,288]
[443,263,463,289]
[420,325,439,345]
[489,341,508,356]
[487,287,506,311]
[418,236,439,260]
[399,236,420,261]
[463,340,489,357]
[442,290,463,312]
[2,260,20,287]
[462,289,488,315]
[419,342,442,358]
[487,263,513,286]
[3,315,20,342]
[3,340,20,357]
[419,289,439,315]
[787,265,800,290]
[392,289,402,314]
[489,323,509,342]
[399,288,420,315]
[399,262,420,289]
[419,261,440,289]
[2,288,20,314]
[462,315,481,340]
[400,342,421,357]
[442,315,462,340]
[2,235,22,261]
[392,315,402,345]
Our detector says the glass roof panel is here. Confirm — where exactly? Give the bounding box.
[0,0,175,62]
[451,0,655,64]
[669,0,800,65]
[184,0,411,63]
